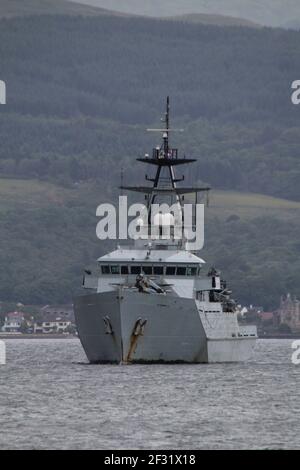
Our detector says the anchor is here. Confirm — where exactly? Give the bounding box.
[132,318,148,336]
[103,316,114,335]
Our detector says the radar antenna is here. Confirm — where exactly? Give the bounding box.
[120,97,210,242]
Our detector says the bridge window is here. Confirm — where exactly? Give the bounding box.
[131,266,141,275]
[111,265,120,274]
[121,266,129,275]
[166,266,176,275]
[153,266,164,275]
[187,267,197,276]
[142,266,153,275]
[101,265,110,274]
[176,267,186,276]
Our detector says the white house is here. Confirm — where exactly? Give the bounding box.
[1,312,25,333]
[34,315,72,334]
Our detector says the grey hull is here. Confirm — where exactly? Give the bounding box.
[74,290,256,364]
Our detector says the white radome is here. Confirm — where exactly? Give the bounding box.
[153,212,175,227]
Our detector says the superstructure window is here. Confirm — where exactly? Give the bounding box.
[111,265,120,274]
[121,266,129,275]
[153,266,164,275]
[131,266,141,275]
[101,265,110,274]
[176,267,186,276]
[142,266,152,275]
[187,267,197,276]
[166,266,176,275]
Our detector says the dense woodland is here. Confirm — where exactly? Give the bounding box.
[0,14,300,308]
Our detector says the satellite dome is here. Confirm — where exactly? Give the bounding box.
[154,212,175,227]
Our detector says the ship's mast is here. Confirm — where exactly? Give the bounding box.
[164,95,170,156]
[121,97,210,242]
[146,96,183,220]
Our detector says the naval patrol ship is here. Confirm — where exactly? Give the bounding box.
[74,98,257,363]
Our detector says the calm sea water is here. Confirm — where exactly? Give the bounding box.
[0,338,299,450]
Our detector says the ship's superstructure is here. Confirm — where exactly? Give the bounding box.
[74,98,257,363]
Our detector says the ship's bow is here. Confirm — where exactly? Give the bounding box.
[74,291,122,363]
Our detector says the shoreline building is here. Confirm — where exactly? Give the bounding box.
[1,311,25,333]
[33,314,72,334]
[278,294,300,333]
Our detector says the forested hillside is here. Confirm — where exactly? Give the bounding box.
[0,15,299,199]
[0,14,299,307]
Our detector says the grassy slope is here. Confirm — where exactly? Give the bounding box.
[164,13,260,28]
[208,190,300,220]
[0,178,84,211]
[2,177,299,219]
